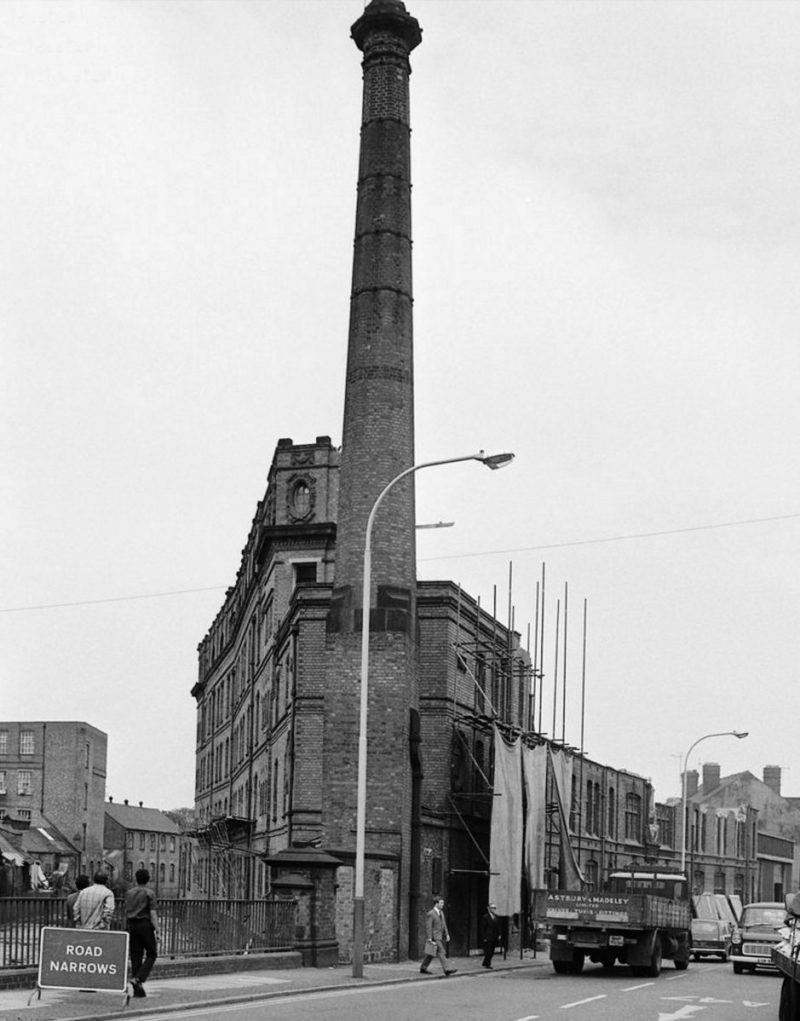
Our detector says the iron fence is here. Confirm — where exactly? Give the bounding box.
[0,896,296,969]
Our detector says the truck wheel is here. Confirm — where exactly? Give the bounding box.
[570,952,585,975]
[553,960,571,975]
[644,939,662,978]
[674,958,689,971]
[733,962,744,974]
[600,952,616,970]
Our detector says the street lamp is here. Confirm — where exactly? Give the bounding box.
[352,450,515,977]
[680,730,748,873]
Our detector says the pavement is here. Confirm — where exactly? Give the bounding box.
[0,952,549,1020]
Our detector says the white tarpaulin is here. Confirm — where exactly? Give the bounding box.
[522,743,548,890]
[488,726,522,915]
[549,746,585,889]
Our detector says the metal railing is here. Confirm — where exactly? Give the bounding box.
[0,896,296,969]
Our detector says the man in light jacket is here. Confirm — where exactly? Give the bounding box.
[74,872,115,930]
[419,897,457,976]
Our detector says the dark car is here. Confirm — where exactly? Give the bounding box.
[730,901,785,973]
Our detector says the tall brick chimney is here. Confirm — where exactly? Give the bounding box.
[684,770,699,799]
[763,765,782,796]
[322,0,422,955]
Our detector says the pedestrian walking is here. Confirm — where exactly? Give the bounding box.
[480,902,501,969]
[65,874,90,927]
[420,897,457,976]
[125,868,160,998]
[73,872,115,930]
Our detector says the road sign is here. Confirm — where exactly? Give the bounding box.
[37,927,129,992]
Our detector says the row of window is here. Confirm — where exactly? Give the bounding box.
[124,831,177,853]
[0,769,32,795]
[124,860,177,884]
[0,731,35,756]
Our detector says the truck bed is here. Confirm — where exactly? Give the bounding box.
[532,890,691,931]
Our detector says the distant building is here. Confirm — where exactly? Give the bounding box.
[104,798,184,897]
[679,763,797,903]
[0,721,107,879]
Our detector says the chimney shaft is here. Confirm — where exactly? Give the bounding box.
[684,770,699,799]
[328,0,422,634]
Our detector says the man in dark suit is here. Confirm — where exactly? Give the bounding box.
[420,897,457,976]
[480,902,501,969]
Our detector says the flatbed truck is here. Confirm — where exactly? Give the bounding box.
[531,867,691,977]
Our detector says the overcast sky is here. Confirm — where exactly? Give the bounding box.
[2,0,799,814]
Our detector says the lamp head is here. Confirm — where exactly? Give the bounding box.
[733,731,748,739]
[478,450,515,470]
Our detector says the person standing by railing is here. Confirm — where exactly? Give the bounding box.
[125,868,159,998]
[74,872,115,930]
[65,874,90,927]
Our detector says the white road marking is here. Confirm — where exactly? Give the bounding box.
[742,1002,771,1008]
[560,994,607,1009]
[511,1015,539,1020]
[622,981,655,991]
[657,1007,706,1021]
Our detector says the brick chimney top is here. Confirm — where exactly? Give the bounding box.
[763,765,782,796]
[684,769,699,798]
[702,762,721,792]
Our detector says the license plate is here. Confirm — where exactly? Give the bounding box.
[609,935,624,946]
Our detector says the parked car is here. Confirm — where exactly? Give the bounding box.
[692,893,736,961]
[730,901,786,974]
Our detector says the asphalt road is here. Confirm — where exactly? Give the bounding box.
[134,958,782,1021]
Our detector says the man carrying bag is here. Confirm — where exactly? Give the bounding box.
[420,897,457,976]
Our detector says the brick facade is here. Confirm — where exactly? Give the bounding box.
[0,721,107,876]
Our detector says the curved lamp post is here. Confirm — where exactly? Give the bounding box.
[680,730,748,873]
[352,450,515,977]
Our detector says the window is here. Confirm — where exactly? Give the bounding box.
[0,771,5,794]
[126,831,134,849]
[19,731,34,755]
[624,792,642,841]
[18,809,31,821]
[0,731,7,754]
[293,562,317,586]
[18,770,32,795]
[150,833,156,851]
[607,786,616,838]
[291,480,311,518]
[139,832,145,851]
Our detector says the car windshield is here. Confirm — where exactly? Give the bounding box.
[741,906,784,928]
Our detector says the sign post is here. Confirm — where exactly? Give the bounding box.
[31,927,129,1008]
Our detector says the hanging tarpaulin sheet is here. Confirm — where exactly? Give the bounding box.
[548,746,585,890]
[522,743,547,890]
[488,726,522,915]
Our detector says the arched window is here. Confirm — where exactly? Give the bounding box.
[292,480,311,518]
